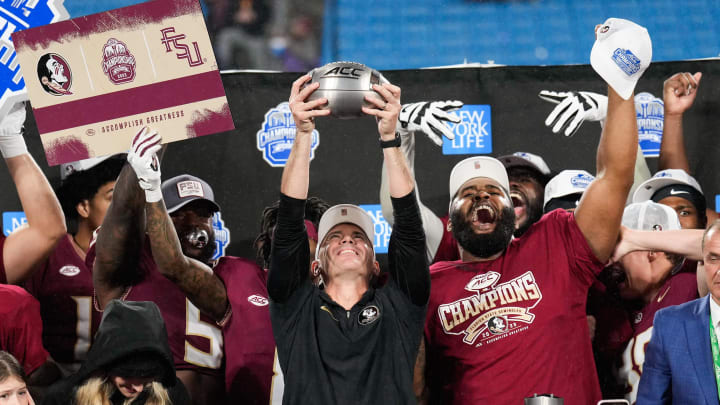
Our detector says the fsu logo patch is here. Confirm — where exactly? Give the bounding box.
[101,38,136,84]
[358,305,380,325]
[177,180,204,198]
[37,53,72,95]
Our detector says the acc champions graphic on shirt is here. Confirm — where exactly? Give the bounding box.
[635,92,663,157]
[442,104,492,155]
[257,102,319,167]
[438,271,542,346]
[3,211,26,236]
[358,204,391,254]
[0,0,68,117]
[211,211,230,260]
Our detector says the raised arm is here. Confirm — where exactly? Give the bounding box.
[612,227,704,262]
[126,129,228,321]
[658,72,700,173]
[379,100,462,263]
[268,75,330,302]
[2,103,65,284]
[92,128,151,308]
[364,84,429,304]
[575,85,638,262]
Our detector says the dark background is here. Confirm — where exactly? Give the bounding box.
[9,60,720,260]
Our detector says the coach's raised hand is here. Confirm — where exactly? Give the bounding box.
[289,75,331,135]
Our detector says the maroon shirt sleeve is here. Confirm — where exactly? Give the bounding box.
[0,285,49,375]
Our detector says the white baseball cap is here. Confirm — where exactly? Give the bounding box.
[632,169,703,203]
[316,204,375,258]
[498,151,551,177]
[60,154,124,181]
[449,156,509,199]
[590,18,652,100]
[543,170,595,208]
[622,200,681,232]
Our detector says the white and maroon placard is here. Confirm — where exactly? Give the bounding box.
[13,0,233,165]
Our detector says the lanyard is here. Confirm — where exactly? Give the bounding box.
[708,316,720,401]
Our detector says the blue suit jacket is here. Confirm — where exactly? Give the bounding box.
[637,295,719,404]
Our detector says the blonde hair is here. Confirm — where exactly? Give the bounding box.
[74,377,171,405]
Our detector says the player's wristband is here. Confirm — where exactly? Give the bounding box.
[379,132,401,148]
[145,188,163,203]
[0,136,28,158]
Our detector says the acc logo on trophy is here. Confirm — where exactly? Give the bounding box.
[102,38,136,84]
[257,102,319,167]
[37,53,72,95]
[211,211,230,261]
[0,0,68,117]
[635,92,663,157]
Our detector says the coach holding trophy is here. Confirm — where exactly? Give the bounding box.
[267,64,429,405]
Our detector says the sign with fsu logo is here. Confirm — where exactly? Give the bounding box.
[0,0,68,118]
[13,0,234,166]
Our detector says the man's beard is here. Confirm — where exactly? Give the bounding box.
[514,198,542,238]
[451,205,515,259]
[177,226,216,264]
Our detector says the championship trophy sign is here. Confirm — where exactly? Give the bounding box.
[13,0,234,165]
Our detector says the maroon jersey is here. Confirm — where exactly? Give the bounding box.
[426,210,604,405]
[433,215,459,263]
[617,272,697,403]
[215,257,283,404]
[25,234,101,373]
[85,239,224,376]
[0,284,49,375]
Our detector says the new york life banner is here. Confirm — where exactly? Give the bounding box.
[13,0,233,165]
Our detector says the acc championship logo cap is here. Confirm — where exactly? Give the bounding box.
[317,204,375,257]
[591,18,652,100]
[632,169,703,203]
[449,156,509,199]
[543,169,595,209]
[162,174,220,214]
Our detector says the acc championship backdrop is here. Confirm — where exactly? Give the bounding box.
[3,60,720,260]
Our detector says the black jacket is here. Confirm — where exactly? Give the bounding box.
[42,300,190,405]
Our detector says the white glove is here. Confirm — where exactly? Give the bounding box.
[396,100,463,146]
[127,127,162,203]
[0,102,28,158]
[539,90,608,137]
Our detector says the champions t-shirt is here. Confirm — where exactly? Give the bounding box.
[425,209,604,404]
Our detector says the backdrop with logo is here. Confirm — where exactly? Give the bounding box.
[3,59,720,261]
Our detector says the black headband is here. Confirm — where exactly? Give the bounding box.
[651,184,706,213]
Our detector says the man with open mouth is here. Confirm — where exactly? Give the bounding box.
[417,18,652,404]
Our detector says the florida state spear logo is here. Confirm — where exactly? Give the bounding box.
[101,38,136,84]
